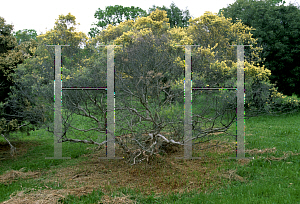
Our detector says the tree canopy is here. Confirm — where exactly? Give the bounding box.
[0,17,39,153]
[13,29,38,45]
[218,0,300,98]
[147,1,193,29]
[0,17,37,107]
[89,2,194,39]
[89,5,148,38]
[0,13,88,139]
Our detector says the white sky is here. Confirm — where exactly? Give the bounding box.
[1,0,299,37]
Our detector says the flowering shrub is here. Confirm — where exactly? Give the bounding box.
[169,62,300,116]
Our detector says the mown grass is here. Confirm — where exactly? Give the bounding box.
[0,91,300,203]
[59,109,300,204]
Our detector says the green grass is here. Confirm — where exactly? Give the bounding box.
[59,110,300,204]
[1,91,300,203]
[0,128,100,201]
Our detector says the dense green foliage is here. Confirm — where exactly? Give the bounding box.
[89,5,148,38]
[0,17,38,135]
[13,29,38,45]
[218,0,300,98]
[89,2,193,38]
[147,1,193,29]
[0,16,19,101]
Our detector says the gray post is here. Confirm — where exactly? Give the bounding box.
[175,45,201,160]
[183,45,192,159]
[228,45,254,160]
[237,45,245,159]
[99,45,123,160]
[46,45,71,160]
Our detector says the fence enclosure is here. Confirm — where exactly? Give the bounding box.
[46,44,254,161]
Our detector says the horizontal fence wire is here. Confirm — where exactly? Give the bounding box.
[62,87,238,90]
[62,87,107,90]
[193,88,237,90]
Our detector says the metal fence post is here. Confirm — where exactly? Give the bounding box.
[175,45,202,160]
[228,44,254,160]
[46,45,71,160]
[99,45,123,160]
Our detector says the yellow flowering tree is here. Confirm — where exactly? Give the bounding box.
[56,9,300,165]
[3,13,90,136]
[6,9,300,165]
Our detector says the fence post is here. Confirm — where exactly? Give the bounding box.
[175,45,202,160]
[99,45,123,160]
[45,45,71,160]
[228,44,254,160]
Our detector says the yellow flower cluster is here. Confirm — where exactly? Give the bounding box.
[171,78,185,91]
[268,87,300,109]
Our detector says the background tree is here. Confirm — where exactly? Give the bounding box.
[0,13,88,155]
[0,17,38,121]
[37,12,89,76]
[266,0,286,6]
[147,1,193,29]
[217,0,300,98]
[89,2,193,39]
[37,12,88,48]
[0,16,18,102]
[0,17,40,155]
[88,5,148,38]
[13,29,38,45]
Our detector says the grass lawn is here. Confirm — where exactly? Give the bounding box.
[0,92,300,203]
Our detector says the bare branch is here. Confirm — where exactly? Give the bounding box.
[69,124,105,133]
[61,137,112,147]
[1,133,17,157]
[117,106,152,122]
